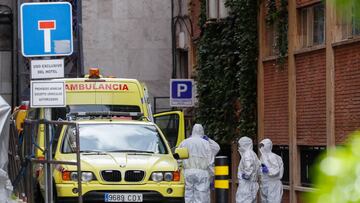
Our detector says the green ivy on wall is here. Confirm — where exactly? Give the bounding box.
[195,0,258,143]
[266,0,288,66]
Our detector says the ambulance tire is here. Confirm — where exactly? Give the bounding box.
[34,183,44,203]
[34,181,58,203]
[53,181,59,203]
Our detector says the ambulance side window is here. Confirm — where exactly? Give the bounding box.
[62,126,77,153]
[51,108,67,155]
[155,114,179,149]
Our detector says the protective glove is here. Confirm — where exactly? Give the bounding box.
[241,173,250,180]
[261,164,269,174]
[203,135,209,141]
[210,181,215,190]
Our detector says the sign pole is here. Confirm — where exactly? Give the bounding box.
[44,109,53,203]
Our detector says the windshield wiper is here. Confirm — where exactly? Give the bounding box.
[80,150,107,155]
[108,150,154,154]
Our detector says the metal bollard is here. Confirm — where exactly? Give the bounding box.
[215,156,229,203]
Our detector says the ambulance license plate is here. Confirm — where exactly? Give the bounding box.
[104,193,143,202]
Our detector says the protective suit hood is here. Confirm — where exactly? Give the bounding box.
[238,136,253,153]
[191,124,205,138]
[260,138,272,153]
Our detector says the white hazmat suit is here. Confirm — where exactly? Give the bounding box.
[179,124,212,203]
[203,136,220,180]
[259,139,284,203]
[236,136,260,203]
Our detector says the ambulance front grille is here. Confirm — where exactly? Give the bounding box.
[124,170,145,182]
[101,170,121,182]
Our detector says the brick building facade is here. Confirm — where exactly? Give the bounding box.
[188,0,360,202]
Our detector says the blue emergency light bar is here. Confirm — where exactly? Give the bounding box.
[67,111,145,120]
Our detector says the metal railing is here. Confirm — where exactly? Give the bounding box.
[21,119,82,203]
[8,115,24,196]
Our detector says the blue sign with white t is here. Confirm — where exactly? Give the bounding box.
[170,79,194,107]
[21,2,73,57]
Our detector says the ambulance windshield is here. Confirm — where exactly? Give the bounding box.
[62,123,168,154]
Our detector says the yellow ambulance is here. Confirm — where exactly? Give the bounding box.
[18,68,188,202]
[32,68,186,157]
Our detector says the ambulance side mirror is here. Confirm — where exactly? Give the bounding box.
[173,147,189,160]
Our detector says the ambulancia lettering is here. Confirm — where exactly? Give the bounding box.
[65,83,129,91]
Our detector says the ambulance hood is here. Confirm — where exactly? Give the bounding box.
[62,152,178,183]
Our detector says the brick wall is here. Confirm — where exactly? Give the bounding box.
[295,50,326,145]
[334,42,360,144]
[263,60,289,145]
[189,0,201,40]
[282,190,290,203]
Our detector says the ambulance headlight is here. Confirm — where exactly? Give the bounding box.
[81,172,94,182]
[70,172,78,181]
[164,172,173,182]
[151,172,163,182]
[70,172,95,182]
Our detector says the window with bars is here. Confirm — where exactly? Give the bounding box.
[299,3,325,47]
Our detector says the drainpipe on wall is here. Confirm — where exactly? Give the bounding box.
[171,0,177,79]
[77,0,84,77]
[12,0,19,107]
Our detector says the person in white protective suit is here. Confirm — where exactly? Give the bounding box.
[259,138,284,203]
[179,124,212,203]
[236,136,261,203]
[202,134,220,190]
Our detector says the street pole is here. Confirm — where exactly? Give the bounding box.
[214,156,229,203]
[44,108,53,203]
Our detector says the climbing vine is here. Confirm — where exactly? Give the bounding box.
[266,0,288,66]
[195,0,258,143]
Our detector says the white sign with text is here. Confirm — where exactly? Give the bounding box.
[31,59,64,79]
[30,80,66,107]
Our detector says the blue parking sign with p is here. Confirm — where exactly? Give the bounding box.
[21,2,73,57]
[172,80,192,98]
[170,79,194,107]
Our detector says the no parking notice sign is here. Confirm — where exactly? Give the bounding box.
[30,80,66,108]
